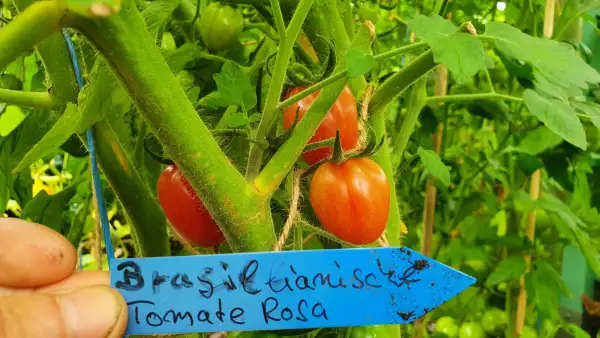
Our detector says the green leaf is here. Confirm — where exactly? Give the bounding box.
[484,22,600,92]
[21,182,80,234]
[221,112,250,129]
[0,106,26,137]
[485,256,526,287]
[526,259,571,321]
[213,61,257,113]
[523,89,587,150]
[563,324,591,338]
[346,46,374,79]
[13,104,81,173]
[518,126,563,155]
[409,14,486,83]
[77,61,132,134]
[142,0,179,41]
[417,147,451,186]
[517,153,544,176]
[571,101,600,128]
[512,190,537,212]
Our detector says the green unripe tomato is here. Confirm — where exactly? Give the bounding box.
[176,70,196,89]
[0,74,23,91]
[161,32,176,50]
[199,3,244,52]
[357,1,380,24]
[458,322,485,338]
[436,316,459,337]
[481,308,507,335]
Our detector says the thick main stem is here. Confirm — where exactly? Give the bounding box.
[68,0,276,252]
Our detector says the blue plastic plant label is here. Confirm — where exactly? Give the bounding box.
[110,247,476,336]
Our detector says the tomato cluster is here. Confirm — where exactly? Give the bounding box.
[157,165,225,247]
[283,86,390,245]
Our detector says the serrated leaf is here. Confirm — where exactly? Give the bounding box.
[518,126,563,155]
[77,61,132,135]
[409,14,486,83]
[346,46,374,79]
[485,256,526,287]
[484,22,600,92]
[0,106,26,137]
[417,147,451,186]
[142,0,179,40]
[571,101,600,128]
[14,104,81,173]
[213,61,256,113]
[21,182,79,234]
[526,259,570,321]
[523,89,587,150]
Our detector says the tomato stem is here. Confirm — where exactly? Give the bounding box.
[330,130,346,164]
[245,0,316,180]
[254,21,375,195]
[0,89,59,109]
[67,0,277,252]
[276,42,429,112]
[0,0,66,73]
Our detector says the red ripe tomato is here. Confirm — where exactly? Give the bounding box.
[282,86,359,166]
[157,165,225,247]
[308,158,390,244]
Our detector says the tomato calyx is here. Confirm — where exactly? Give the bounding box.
[144,133,174,165]
[302,127,384,177]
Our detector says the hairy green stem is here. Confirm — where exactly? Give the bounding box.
[68,0,275,252]
[392,77,427,171]
[337,0,354,39]
[255,22,375,195]
[0,89,59,109]
[0,1,66,72]
[245,0,315,179]
[93,120,170,257]
[369,50,438,244]
[270,0,287,41]
[426,92,523,104]
[277,42,429,111]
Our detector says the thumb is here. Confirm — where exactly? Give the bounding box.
[0,285,128,338]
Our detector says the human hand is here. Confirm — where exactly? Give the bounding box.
[0,218,128,338]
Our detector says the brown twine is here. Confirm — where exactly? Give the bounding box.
[358,85,375,149]
[378,233,390,247]
[273,170,302,252]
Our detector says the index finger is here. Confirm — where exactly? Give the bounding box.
[0,218,77,287]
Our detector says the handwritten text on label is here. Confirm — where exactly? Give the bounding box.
[110,247,476,336]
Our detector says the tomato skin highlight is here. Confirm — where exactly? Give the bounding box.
[308,158,390,245]
[282,86,359,166]
[157,165,225,247]
[199,3,244,52]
